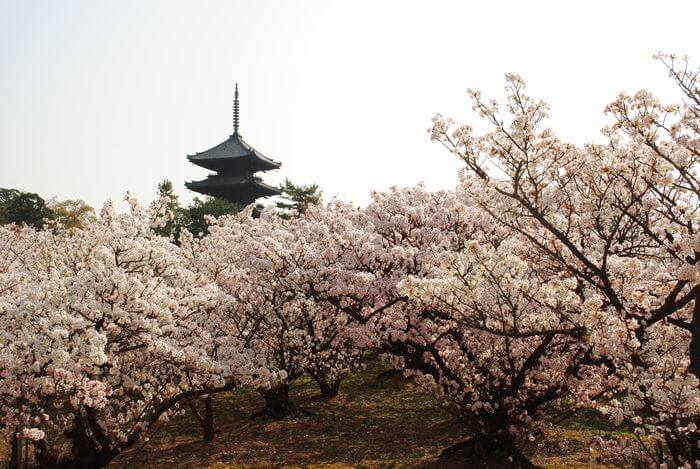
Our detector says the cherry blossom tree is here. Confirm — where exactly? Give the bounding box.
[430,55,700,467]
[298,185,606,466]
[183,207,363,418]
[0,197,262,468]
[398,238,611,466]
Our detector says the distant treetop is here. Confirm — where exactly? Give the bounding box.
[275,179,322,218]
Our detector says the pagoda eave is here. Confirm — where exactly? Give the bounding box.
[186,153,280,173]
[185,177,280,205]
[186,133,280,172]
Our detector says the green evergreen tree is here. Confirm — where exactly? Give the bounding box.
[153,179,188,239]
[0,188,54,229]
[186,196,241,237]
[275,179,322,219]
[152,180,242,239]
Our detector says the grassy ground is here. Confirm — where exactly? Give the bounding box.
[104,359,617,468]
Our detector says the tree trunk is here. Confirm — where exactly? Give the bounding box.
[689,294,700,379]
[686,294,700,464]
[8,433,20,469]
[33,438,57,467]
[257,384,297,419]
[312,374,341,399]
[60,414,114,468]
[203,395,215,443]
[22,439,28,469]
[187,395,216,442]
[438,435,539,469]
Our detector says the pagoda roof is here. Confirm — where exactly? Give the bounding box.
[185,173,280,206]
[187,132,281,173]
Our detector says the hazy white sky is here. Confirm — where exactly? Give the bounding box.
[1,0,699,210]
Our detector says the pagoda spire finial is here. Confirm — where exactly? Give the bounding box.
[233,83,240,135]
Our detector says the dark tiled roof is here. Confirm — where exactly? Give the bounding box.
[187,133,281,172]
[185,174,280,206]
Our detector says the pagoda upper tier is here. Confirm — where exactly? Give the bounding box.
[185,83,281,207]
[186,132,281,173]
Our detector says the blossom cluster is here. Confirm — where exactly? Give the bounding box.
[0,198,265,467]
[429,55,700,467]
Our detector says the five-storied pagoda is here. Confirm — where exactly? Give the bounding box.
[185,84,281,206]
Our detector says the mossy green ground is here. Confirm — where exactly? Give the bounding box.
[0,358,620,467]
[104,359,617,468]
